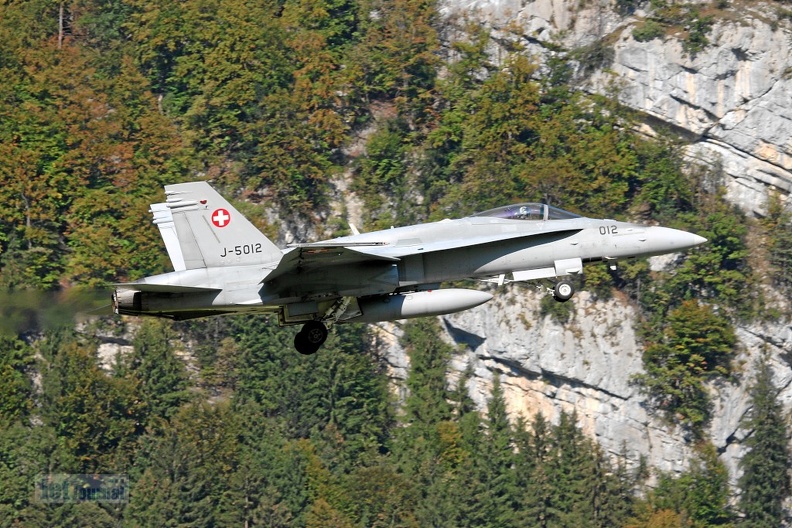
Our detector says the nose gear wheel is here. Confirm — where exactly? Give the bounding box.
[553,280,574,302]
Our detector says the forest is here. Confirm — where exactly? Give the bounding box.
[1,0,791,526]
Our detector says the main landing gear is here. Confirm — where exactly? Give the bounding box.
[294,320,329,355]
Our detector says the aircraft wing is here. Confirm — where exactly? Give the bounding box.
[264,243,400,282]
[264,227,582,282]
[360,227,585,259]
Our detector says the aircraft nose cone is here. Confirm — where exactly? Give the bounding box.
[646,226,707,254]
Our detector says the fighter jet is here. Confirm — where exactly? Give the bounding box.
[113,181,706,354]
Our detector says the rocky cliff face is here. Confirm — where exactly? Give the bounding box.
[444,0,792,215]
[374,0,792,485]
[377,284,792,483]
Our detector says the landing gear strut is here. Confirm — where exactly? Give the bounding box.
[294,320,328,355]
[553,280,575,302]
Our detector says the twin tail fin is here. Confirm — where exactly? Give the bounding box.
[150,181,282,270]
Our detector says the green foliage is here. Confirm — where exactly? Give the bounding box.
[681,12,714,57]
[641,443,733,527]
[665,203,752,315]
[632,170,753,430]
[399,318,455,426]
[629,136,696,223]
[633,2,713,56]
[633,19,665,42]
[0,335,34,421]
[233,316,392,462]
[352,0,440,112]
[0,0,774,524]
[124,401,241,526]
[390,321,640,527]
[540,292,575,324]
[583,263,615,301]
[123,319,192,422]
[635,300,735,432]
[738,355,791,527]
[514,411,636,528]
[354,118,412,228]
[572,40,615,76]
[760,192,792,293]
[417,44,643,221]
[0,422,57,525]
[38,329,144,472]
[469,373,518,526]
[0,36,190,288]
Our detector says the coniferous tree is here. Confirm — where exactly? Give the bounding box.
[475,373,518,527]
[0,421,58,525]
[400,318,454,426]
[761,192,792,293]
[439,366,485,528]
[392,318,459,526]
[125,402,240,527]
[738,355,791,527]
[0,335,33,421]
[516,412,554,528]
[649,442,732,527]
[38,329,143,472]
[549,410,602,527]
[233,316,391,464]
[124,319,191,423]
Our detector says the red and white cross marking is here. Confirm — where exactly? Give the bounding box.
[211,208,231,228]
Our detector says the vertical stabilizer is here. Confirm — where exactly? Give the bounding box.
[150,203,187,271]
[155,181,282,269]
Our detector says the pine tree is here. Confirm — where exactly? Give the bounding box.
[549,410,602,527]
[391,318,461,526]
[38,329,143,472]
[760,192,792,294]
[0,334,33,421]
[475,373,518,526]
[125,402,240,526]
[650,442,732,527]
[233,316,391,465]
[125,319,191,422]
[400,318,454,426]
[516,412,554,528]
[738,355,791,527]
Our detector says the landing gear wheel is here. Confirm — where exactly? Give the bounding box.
[294,321,328,355]
[303,320,328,346]
[294,332,318,355]
[553,280,574,302]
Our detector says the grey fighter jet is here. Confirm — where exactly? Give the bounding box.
[113,181,706,354]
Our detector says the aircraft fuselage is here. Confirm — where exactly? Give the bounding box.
[113,183,706,353]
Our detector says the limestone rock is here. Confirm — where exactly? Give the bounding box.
[379,287,792,486]
[442,0,792,214]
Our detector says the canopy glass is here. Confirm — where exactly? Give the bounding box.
[472,203,581,221]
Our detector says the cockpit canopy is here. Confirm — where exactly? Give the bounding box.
[472,203,581,221]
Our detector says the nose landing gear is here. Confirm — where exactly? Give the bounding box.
[553,280,575,302]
